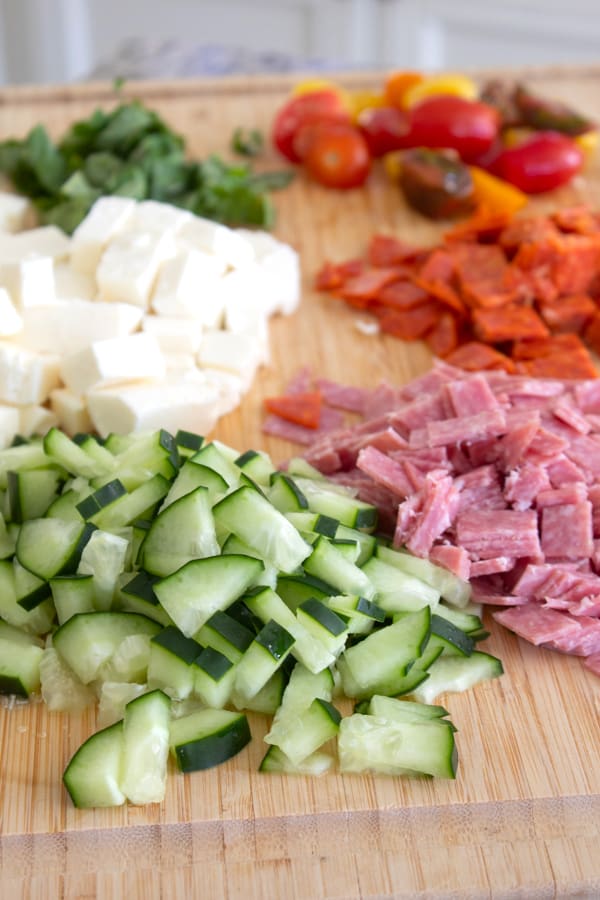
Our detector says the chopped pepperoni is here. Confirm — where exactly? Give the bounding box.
[367,233,421,266]
[264,391,323,429]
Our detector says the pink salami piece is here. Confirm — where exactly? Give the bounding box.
[492,604,582,646]
[504,463,551,510]
[406,474,461,558]
[470,557,517,577]
[455,509,541,560]
[263,406,344,446]
[455,465,505,513]
[356,445,414,498]
[551,400,591,435]
[444,373,500,418]
[574,380,600,413]
[425,408,507,449]
[429,544,471,580]
[536,483,588,508]
[314,378,370,414]
[540,502,593,559]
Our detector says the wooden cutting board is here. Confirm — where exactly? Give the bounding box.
[2,68,600,900]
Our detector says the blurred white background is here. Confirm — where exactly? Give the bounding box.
[0,0,599,85]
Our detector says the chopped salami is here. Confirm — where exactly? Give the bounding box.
[540,502,593,559]
[492,603,582,646]
[455,508,541,560]
[428,544,471,580]
[356,445,414,498]
[314,378,370,414]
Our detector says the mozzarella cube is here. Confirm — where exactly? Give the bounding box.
[49,388,93,435]
[0,254,55,309]
[0,405,20,448]
[237,229,300,315]
[16,300,144,355]
[128,200,192,236]
[141,315,203,355]
[150,249,226,320]
[60,333,165,394]
[96,230,176,308]
[0,192,32,233]
[0,226,71,263]
[0,287,23,337]
[18,404,58,438]
[162,352,199,374]
[54,263,97,302]
[178,217,255,269]
[70,197,136,274]
[0,343,60,405]
[87,376,221,438]
[202,368,245,417]
[223,298,270,364]
[196,330,262,390]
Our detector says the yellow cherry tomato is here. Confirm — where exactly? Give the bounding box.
[468,166,529,216]
[402,73,478,109]
[347,90,387,121]
[291,78,351,111]
[575,128,599,160]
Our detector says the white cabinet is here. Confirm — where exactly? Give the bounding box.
[0,0,598,86]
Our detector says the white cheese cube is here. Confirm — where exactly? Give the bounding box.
[70,197,136,274]
[0,192,32,233]
[96,231,176,308]
[237,229,300,315]
[162,352,199,374]
[49,388,93,436]
[16,300,144,355]
[223,299,270,364]
[0,287,23,337]
[87,376,221,438]
[0,255,55,309]
[128,200,192,236]
[202,368,245,417]
[54,263,97,302]
[18,404,58,438]
[60,333,165,395]
[150,249,226,320]
[196,330,262,390]
[0,343,60,405]
[0,226,71,263]
[0,405,20,448]
[141,315,203,355]
[178,217,255,270]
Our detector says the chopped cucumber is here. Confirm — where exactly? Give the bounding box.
[169,708,251,772]
[63,721,126,808]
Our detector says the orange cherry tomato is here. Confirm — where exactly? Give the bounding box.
[384,71,425,108]
[303,123,371,189]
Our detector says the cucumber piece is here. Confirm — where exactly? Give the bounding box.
[0,443,52,488]
[376,545,471,609]
[410,651,504,705]
[325,593,385,636]
[242,668,286,715]
[329,537,361,564]
[90,474,171,530]
[213,486,311,574]
[175,429,204,456]
[193,646,235,708]
[161,459,227,510]
[338,713,457,778]
[336,524,377,566]
[232,619,295,707]
[292,476,378,531]
[44,428,113,480]
[121,689,171,805]
[0,635,44,696]
[118,570,171,626]
[361,556,440,613]
[7,467,63,522]
[46,488,86,522]
[148,626,203,700]
[97,681,148,729]
[53,611,161,684]
[296,598,348,656]
[99,633,153,684]
[268,472,308,513]
[285,510,340,539]
[265,662,335,752]
[75,479,127,520]
[243,585,336,674]
[77,528,130,610]
[276,572,337,611]
[139,487,219,578]
[427,614,475,658]
[0,559,55,634]
[110,429,179,488]
[221,534,278,589]
[265,697,341,766]
[433,602,486,636]
[16,518,95,580]
[338,607,431,700]
[259,745,334,775]
[63,721,125,808]
[195,611,255,663]
[39,645,96,712]
[14,558,51,611]
[154,553,263,637]
[367,694,451,723]
[190,441,241,487]
[285,457,328,480]
[235,449,276,487]
[169,708,251,772]
[304,535,376,601]
[0,511,17,558]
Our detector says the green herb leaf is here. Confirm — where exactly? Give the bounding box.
[231,127,264,157]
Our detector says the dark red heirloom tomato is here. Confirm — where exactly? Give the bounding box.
[356,105,412,157]
[271,90,350,162]
[407,95,500,163]
[303,123,371,189]
[494,131,584,194]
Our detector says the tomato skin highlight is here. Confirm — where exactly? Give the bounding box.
[303,124,371,189]
[495,131,584,194]
[271,90,350,163]
[357,106,412,157]
[407,95,500,163]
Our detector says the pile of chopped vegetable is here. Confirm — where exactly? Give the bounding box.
[315,205,600,379]
[0,99,293,233]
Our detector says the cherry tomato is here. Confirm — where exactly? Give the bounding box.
[407,95,500,163]
[493,131,584,194]
[271,90,350,163]
[303,123,371,189]
[357,105,412,157]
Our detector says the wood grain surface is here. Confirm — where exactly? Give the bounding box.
[2,68,600,900]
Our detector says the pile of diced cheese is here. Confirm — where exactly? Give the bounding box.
[0,193,300,446]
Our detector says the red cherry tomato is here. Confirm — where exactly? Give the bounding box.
[494,131,584,194]
[303,123,371,189]
[271,90,350,162]
[356,105,412,157]
[407,95,500,163]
